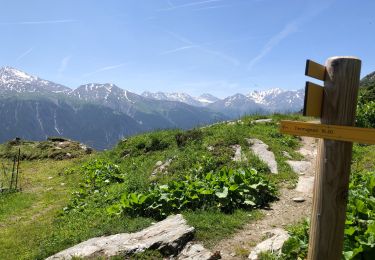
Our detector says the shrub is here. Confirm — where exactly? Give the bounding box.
[145,136,169,152]
[108,167,276,220]
[278,170,375,260]
[175,129,203,147]
[356,101,375,128]
[63,159,125,212]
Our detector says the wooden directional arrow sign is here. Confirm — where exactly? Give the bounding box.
[280,120,375,145]
[305,59,326,81]
[303,82,324,117]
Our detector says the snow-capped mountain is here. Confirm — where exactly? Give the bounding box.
[197,93,220,105]
[141,91,220,106]
[0,67,225,149]
[247,88,304,112]
[0,66,306,148]
[247,88,284,105]
[207,93,265,117]
[0,66,71,94]
[141,91,204,106]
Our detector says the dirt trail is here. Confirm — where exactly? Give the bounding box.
[213,137,318,259]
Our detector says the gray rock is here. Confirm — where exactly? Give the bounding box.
[152,158,173,176]
[286,160,311,175]
[248,228,289,259]
[231,144,247,162]
[292,197,306,202]
[295,176,315,194]
[246,138,278,174]
[155,160,163,167]
[177,242,218,260]
[46,214,194,259]
[251,119,272,124]
[282,151,292,159]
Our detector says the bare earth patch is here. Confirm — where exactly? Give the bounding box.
[213,137,318,259]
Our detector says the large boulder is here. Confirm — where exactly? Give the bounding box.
[46,214,194,259]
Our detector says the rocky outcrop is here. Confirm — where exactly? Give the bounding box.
[46,214,195,259]
[246,138,278,174]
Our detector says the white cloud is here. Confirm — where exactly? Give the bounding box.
[247,22,298,70]
[58,55,72,76]
[16,47,34,62]
[159,0,224,11]
[0,19,76,25]
[82,63,127,78]
[163,30,240,66]
[247,0,335,70]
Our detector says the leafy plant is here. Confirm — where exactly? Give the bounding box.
[63,159,125,212]
[343,170,375,259]
[356,101,375,128]
[108,167,276,219]
[175,129,203,147]
[278,171,375,260]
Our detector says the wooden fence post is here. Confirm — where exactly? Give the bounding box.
[307,56,361,259]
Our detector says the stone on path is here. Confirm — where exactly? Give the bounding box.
[46,214,194,259]
[295,176,315,194]
[246,138,278,174]
[251,119,273,124]
[292,197,306,203]
[286,160,311,175]
[177,242,220,260]
[248,228,289,260]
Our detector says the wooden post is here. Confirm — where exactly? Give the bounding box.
[15,148,20,190]
[307,56,361,259]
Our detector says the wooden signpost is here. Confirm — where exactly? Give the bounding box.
[280,56,375,260]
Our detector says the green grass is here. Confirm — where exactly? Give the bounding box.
[0,114,306,259]
[0,159,84,260]
[184,209,263,248]
[268,143,375,260]
[0,138,92,161]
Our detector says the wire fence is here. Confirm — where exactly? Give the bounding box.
[0,148,21,194]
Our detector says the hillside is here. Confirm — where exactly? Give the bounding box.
[0,67,227,150]
[359,71,375,103]
[0,114,374,259]
[0,114,303,259]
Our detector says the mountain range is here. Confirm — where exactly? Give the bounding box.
[0,66,305,149]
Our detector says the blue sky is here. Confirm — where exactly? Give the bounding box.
[1,0,374,98]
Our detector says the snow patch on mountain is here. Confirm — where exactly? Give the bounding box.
[141,91,220,106]
[0,66,71,94]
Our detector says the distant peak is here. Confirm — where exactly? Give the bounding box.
[0,66,37,83]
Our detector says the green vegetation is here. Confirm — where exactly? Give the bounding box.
[1,113,373,260]
[0,114,305,259]
[269,143,375,260]
[0,138,92,160]
[107,167,276,219]
[357,72,375,128]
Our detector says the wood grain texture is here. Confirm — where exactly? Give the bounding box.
[305,59,326,81]
[280,121,375,144]
[303,82,324,117]
[307,57,361,260]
